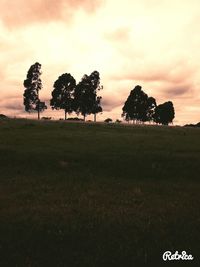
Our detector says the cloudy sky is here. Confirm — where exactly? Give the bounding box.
[0,0,200,124]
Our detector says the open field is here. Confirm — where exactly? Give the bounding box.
[0,119,200,266]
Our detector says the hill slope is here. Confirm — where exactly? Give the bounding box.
[0,119,200,266]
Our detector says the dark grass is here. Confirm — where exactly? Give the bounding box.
[0,119,200,266]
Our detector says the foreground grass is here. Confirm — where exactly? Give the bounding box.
[0,119,200,266]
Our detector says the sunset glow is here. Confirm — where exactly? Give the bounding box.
[1,0,200,124]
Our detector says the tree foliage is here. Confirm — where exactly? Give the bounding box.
[122,85,156,123]
[22,63,176,125]
[23,62,47,119]
[104,118,112,123]
[146,97,157,122]
[153,101,175,125]
[89,71,103,121]
[74,71,102,121]
[50,73,76,120]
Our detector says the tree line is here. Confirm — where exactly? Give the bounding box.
[23,62,175,125]
[23,62,102,121]
[122,85,175,125]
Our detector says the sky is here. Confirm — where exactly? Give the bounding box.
[0,0,200,124]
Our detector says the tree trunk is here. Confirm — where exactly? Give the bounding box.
[37,90,40,120]
[94,113,96,122]
[37,108,40,120]
[83,115,86,122]
[65,110,67,120]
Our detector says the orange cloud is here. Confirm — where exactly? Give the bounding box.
[102,93,123,112]
[1,0,200,125]
[105,27,131,42]
[161,85,193,98]
[109,58,197,92]
[0,96,23,115]
[0,0,102,28]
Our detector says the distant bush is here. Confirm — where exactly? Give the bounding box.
[115,119,122,123]
[104,118,112,123]
[41,117,51,120]
[67,117,84,121]
[0,114,8,119]
[184,122,200,128]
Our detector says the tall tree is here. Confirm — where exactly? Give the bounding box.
[146,97,157,123]
[122,85,149,123]
[122,85,157,123]
[89,71,103,122]
[153,101,175,125]
[73,74,90,121]
[92,96,102,122]
[50,73,76,120]
[23,62,47,120]
[74,71,103,121]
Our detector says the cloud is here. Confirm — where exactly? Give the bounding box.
[0,97,23,111]
[162,85,193,98]
[101,90,125,112]
[108,58,198,92]
[0,69,5,80]
[105,27,131,42]
[102,100,121,112]
[0,0,103,28]
[1,0,200,125]
[0,96,25,117]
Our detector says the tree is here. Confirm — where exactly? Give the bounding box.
[0,114,7,119]
[146,97,157,123]
[153,101,175,125]
[74,71,103,121]
[92,95,102,122]
[89,71,103,122]
[122,85,158,124]
[73,74,90,121]
[50,73,76,120]
[104,118,112,123]
[23,62,47,120]
[122,85,150,123]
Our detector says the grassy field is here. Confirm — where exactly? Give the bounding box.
[0,119,200,266]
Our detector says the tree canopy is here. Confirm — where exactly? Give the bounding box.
[22,63,176,125]
[153,101,175,125]
[74,71,102,121]
[23,62,47,119]
[50,73,76,120]
[122,85,157,123]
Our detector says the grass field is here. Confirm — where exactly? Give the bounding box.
[0,119,200,266]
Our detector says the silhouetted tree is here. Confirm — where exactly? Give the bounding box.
[122,85,158,124]
[50,73,76,120]
[122,85,139,122]
[73,74,90,121]
[153,101,175,125]
[92,95,102,122]
[74,71,103,121]
[146,97,157,123]
[104,118,112,123]
[0,114,7,119]
[122,85,150,123]
[23,62,47,120]
[89,71,103,122]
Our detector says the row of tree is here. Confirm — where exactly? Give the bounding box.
[23,62,175,125]
[23,62,103,121]
[122,85,175,125]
